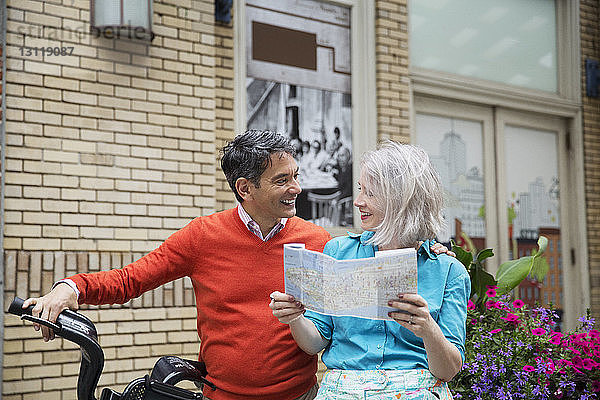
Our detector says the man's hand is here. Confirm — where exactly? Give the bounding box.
[430,242,456,258]
[22,283,79,341]
[269,291,305,324]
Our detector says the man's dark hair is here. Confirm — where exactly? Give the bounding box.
[220,130,296,203]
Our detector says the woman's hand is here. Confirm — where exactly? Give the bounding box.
[388,293,463,381]
[269,291,305,324]
[388,293,436,339]
[269,291,329,355]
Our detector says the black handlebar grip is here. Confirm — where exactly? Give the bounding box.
[8,297,34,317]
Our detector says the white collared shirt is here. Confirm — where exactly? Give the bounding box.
[237,204,287,241]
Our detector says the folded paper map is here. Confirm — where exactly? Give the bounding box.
[283,243,417,320]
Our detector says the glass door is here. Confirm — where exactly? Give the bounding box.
[415,99,570,322]
[495,109,568,318]
[414,97,498,271]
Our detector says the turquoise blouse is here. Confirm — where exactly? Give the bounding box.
[304,231,470,370]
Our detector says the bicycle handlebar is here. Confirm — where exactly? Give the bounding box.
[7,297,214,400]
[8,297,104,400]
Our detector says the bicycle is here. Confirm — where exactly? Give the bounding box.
[7,297,217,400]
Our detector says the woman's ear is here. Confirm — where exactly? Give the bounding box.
[235,177,252,201]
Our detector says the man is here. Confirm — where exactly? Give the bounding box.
[23,130,332,400]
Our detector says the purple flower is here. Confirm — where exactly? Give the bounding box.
[578,315,596,330]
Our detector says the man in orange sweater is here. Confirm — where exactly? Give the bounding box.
[22,130,332,400]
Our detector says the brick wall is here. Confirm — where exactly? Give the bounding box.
[213,17,236,211]
[375,0,411,143]
[581,0,600,320]
[2,0,217,398]
[4,0,217,253]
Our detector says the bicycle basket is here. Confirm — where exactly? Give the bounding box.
[118,376,202,400]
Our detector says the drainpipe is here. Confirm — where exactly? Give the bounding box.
[0,0,7,390]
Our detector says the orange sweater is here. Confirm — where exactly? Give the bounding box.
[70,208,332,400]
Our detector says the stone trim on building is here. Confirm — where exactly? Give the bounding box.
[581,0,600,321]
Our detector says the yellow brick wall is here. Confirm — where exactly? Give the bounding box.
[581,0,600,320]
[214,17,236,211]
[3,0,216,398]
[4,0,217,253]
[375,0,410,143]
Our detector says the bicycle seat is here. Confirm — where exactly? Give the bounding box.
[150,356,212,388]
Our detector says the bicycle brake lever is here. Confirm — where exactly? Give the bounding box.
[21,314,62,333]
[199,376,216,391]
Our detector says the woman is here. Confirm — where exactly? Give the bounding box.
[270,141,470,399]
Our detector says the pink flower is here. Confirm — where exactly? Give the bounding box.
[592,381,600,392]
[467,300,475,310]
[471,318,477,325]
[512,299,525,309]
[567,344,582,355]
[582,358,596,370]
[531,328,546,336]
[490,328,502,334]
[544,360,556,374]
[485,300,496,310]
[523,365,535,372]
[485,288,497,298]
[486,285,498,290]
[549,333,563,345]
[590,330,600,339]
[572,355,584,369]
[501,313,519,323]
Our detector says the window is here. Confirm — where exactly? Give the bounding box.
[90,0,154,40]
[410,1,587,329]
[410,0,557,92]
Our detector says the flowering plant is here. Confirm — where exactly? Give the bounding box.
[449,287,600,399]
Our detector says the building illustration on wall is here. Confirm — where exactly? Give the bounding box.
[427,129,486,245]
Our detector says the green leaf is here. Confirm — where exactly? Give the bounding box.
[534,236,548,257]
[473,266,496,301]
[530,254,549,282]
[496,256,533,295]
[451,241,474,269]
[476,248,494,263]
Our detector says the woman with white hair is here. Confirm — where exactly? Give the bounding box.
[270,141,470,399]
